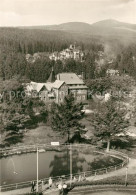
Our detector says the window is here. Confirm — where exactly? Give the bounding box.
[77,96,81,101]
[82,95,86,100]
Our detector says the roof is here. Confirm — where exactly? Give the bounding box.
[31,82,45,92]
[44,83,53,91]
[29,80,65,92]
[47,68,56,83]
[53,80,65,89]
[56,73,84,85]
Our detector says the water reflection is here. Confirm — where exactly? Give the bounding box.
[0,149,102,185]
[49,149,87,176]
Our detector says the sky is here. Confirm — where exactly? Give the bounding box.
[0,0,136,26]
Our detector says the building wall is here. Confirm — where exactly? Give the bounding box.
[54,83,68,104]
[69,88,88,102]
[39,90,55,103]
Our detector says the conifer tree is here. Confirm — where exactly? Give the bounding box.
[90,100,129,152]
[50,94,85,143]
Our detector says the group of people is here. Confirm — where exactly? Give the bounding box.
[49,177,68,195]
[57,179,68,195]
[31,174,85,194]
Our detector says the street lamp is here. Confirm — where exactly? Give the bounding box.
[125,166,128,186]
[36,147,39,192]
[70,144,72,188]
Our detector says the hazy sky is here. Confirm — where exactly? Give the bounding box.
[0,0,136,26]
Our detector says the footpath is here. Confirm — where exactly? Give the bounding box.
[1,158,136,195]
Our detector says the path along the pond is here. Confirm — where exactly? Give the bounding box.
[1,158,136,195]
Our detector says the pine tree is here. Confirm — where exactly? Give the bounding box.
[90,100,129,152]
[0,77,34,146]
[50,94,85,143]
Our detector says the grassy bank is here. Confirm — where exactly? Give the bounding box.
[72,174,136,187]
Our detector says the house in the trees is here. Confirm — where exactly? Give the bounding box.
[26,69,88,104]
[56,73,88,102]
[49,44,84,62]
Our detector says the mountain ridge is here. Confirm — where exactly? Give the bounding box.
[19,19,136,30]
[19,19,136,36]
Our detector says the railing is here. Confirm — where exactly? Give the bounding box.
[0,144,95,156]
[0,144,129,192]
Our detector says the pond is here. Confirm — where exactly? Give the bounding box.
[0,148,121,185]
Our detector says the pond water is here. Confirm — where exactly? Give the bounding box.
[0,149,117,186]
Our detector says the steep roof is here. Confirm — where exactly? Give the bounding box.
[44,83,53,91]
[56,73,84,85]
[53,80,65,89]
[47,67,56,83]
[29,80,65,92]
[31,82,45,92]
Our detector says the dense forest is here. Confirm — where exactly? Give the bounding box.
[0,27,136,82]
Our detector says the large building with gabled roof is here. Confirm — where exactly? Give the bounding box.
[26,70,88,104]
[57,73,88,102]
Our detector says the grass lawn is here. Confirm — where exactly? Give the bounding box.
[17,124,65,146]
[14,115,93,146]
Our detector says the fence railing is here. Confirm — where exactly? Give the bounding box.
[0,143,96,157]
[0,144,129,192]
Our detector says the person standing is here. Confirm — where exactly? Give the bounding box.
[49,177,53,188]
[63,183,68,195]
[31,181,35,192]
[58,183,63,195]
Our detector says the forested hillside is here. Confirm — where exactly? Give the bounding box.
[0,27,136,82]
[0,28,103,81]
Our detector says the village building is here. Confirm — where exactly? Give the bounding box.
[26,69,88,104]
[49,44,84,62]
[25,53,41,63]
[56,73,88,102]
[25,52,49,63]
